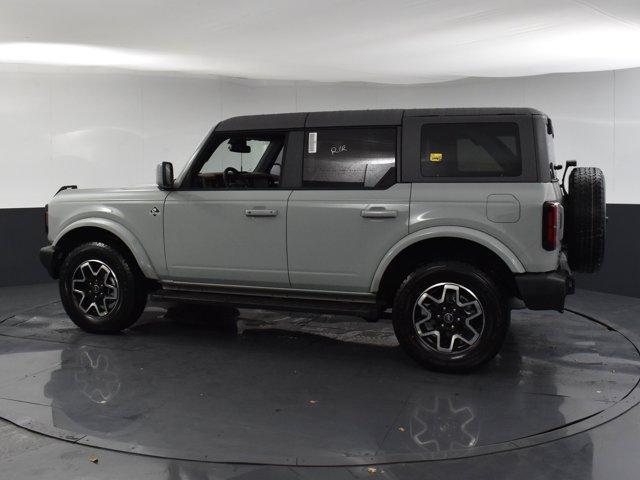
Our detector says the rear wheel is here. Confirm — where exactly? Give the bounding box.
[393,261,510,373]
[59,242,147,333]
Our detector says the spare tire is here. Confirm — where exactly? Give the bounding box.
[565,167,606,273]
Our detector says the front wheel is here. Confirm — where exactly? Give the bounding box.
[393,261,510,373]
[59,242,147,334]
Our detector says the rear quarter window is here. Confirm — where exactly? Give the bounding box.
[420,123,522,178]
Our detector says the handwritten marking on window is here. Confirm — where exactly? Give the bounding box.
[331,145,348,155]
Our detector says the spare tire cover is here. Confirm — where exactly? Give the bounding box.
[565,167,606,273]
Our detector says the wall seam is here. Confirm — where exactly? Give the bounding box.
[612,69,616,197]
[48,73,53,184]
[140,74,145,177]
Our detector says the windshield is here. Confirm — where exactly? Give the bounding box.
[174,126,215,187]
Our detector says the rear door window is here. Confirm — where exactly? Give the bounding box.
[420,123,522,178]
[303,128,396,189]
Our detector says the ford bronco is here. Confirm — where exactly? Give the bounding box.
[40,108,606,372]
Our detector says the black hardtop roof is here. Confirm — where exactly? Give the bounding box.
[215,107,546,132]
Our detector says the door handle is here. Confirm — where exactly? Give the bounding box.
[361,208,398,219]
[245,208,278,217]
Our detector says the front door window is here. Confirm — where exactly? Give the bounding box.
[190,134,284,189]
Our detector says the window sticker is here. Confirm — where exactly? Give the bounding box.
[308,132,317,154]
[429,152,443,163]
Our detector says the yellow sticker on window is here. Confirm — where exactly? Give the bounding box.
[429,152,443,162]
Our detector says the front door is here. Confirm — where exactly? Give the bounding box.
[164,132,291,287]
[287,127,410,292]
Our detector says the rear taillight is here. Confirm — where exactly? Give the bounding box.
[542,201,561,251]
[44,204,48,236]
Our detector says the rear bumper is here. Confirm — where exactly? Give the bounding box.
[515,263,574,312]
[39,245,58,278]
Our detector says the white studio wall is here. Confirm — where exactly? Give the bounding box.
[1,66,640,208]
[0,71,221,208]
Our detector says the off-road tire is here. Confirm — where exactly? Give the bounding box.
[59,241,147,333]
[565,167,606,273]
[393,261,510,373]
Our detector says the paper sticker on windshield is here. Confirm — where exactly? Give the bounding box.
[308,132,317,153]
[429,152,443,162]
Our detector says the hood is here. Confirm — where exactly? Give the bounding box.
[59,184,159,195]
[50,184,167,204]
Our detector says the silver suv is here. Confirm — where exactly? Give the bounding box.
[40,108,606,372]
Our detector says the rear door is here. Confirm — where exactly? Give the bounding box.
[287,127,410,292]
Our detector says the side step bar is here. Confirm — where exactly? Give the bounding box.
[151,283,382,319]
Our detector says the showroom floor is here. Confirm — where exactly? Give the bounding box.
[1,283,640,479]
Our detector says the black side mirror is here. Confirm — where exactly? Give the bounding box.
[156,162,174,190]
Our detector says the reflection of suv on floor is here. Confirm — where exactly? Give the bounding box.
[40,108,606,372]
